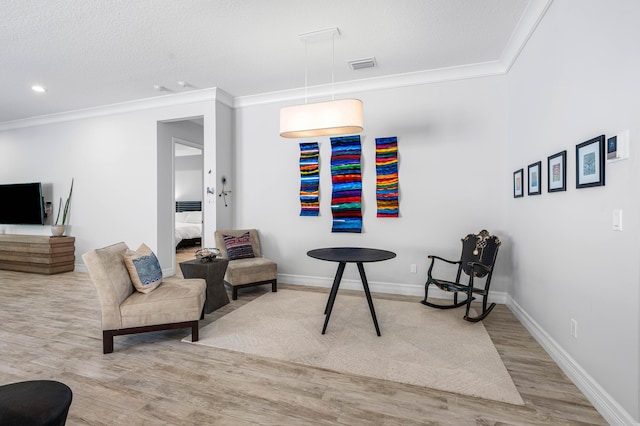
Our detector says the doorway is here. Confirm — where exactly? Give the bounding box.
[156,117,204,274]
[174,137,203,251]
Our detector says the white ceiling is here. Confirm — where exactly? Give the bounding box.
[2,0,550,125]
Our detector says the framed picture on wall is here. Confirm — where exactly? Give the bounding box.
[547,150,567,192]
[513,169,524,198]
[576,135,605,188]
[527,161,542,195]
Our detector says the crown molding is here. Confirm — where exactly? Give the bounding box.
[234,0,553,109]
[500,0,554,72]
[234,60,506,108]
[0,87,233,131]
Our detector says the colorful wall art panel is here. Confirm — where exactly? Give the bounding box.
[330,135,362,233]
[299,142,320,216]
[375,136,399,217]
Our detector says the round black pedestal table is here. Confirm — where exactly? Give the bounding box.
[307,247,396,336]
[0,380,73,426]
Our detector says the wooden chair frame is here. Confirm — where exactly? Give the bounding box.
[421,230,501,322]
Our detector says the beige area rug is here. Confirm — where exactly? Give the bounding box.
[184,289,524,405]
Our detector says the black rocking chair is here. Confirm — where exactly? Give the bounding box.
[421,230,501,322]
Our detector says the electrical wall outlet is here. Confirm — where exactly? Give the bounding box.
[410,264,417,274]
[570,319,578,338]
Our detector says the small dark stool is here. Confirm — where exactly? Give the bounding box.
[0,380,72,426]
[180,258,230,314]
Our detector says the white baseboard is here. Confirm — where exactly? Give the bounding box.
[507,296,638,426]
[277,273,507,304]
[75,266,507,304]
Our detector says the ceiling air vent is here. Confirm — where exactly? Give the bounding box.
[348,57,376,71]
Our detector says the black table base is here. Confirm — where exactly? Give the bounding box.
[322,261,381,336]
[308,247,396,336]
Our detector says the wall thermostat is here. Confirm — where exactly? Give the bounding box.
[607,135,618,159]
[607,130,629,161]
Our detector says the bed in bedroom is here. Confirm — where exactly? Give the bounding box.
[175,201,202,249]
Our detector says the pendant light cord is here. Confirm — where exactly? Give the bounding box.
[331,34,335,101]
[304,40,308,105]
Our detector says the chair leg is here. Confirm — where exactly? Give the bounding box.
[463,287,475,320]
[421,281,432,304]
[191,321,199,342]
[464,291,497,322]
[464,302,496,322]
[102,330,114,354]
[422,282,469,309]
[272,279,277,292]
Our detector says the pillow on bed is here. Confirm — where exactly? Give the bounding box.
[123,243,163,293]
[175,212,189,222]
[223,232,255,260]
[184,211,202,224]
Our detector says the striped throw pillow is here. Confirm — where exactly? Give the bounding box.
[223,232,255,260]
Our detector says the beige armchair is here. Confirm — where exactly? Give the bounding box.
[83,242,206,353]
[214,229,277,300]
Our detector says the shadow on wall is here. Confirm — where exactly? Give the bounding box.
[492,231,514,296]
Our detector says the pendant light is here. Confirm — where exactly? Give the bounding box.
[280,28,363,139]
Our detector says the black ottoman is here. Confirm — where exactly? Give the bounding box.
[0,380,72,426]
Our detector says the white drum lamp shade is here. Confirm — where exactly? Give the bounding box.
[280,99,363,138]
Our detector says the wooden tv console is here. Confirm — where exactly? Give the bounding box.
[0,234,75,274]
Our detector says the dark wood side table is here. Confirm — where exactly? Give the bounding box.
[179,258,230,314]
[307,247,396,336]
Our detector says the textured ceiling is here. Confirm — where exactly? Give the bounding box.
[1,0,541,124]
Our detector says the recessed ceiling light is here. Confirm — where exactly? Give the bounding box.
[153,84,169,92]
[31,85,47,93]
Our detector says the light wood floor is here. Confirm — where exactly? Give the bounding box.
[0,249,606,425]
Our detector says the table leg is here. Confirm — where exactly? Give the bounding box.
[322,262,346,334]
[357,262,381,336]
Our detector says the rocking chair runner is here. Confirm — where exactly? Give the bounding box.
[421,230,501,322]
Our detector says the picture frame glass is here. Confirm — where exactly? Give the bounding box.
[577,143,600,185]
[513,169,523,197]
[527,162,541,195]
[576,135,605,188]
[548,151,566,192]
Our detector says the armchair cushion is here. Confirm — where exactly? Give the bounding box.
[222,231,255,260]
[225,257,277,286]
[119,277,205,328]
[123,243,163,294]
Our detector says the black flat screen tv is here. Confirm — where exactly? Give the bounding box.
[0,182,45,225]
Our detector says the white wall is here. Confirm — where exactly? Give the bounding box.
[175,154,203,201]
[234,76,510,295]
[172,121,205,202]
[212,102,234,244]
[0,97,219,271]
[506,0,640,423]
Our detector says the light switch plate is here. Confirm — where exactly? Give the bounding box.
[612,210,623,231]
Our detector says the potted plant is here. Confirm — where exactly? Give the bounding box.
[51,178,73,237]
